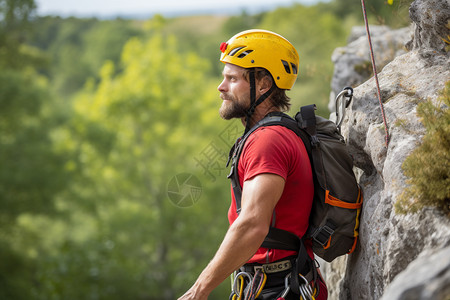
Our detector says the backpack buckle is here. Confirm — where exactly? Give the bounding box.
[311,135,320,147]
[312,224,335,247]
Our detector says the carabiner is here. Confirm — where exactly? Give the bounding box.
[231,272,253,300]
[298,273,315,300]
[276,273,291,300]
[335,86,354,133]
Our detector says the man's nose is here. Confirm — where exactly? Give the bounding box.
[217,79,227,93]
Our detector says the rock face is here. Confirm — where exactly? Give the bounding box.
[379,246,450,300]
[324,0,450,299]
[329,26,412,114]
[406,0,450,54]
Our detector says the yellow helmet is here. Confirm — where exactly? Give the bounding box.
[219,29,299,90]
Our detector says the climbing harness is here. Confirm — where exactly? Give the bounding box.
[361,0,390,146]
[335,86,354,133]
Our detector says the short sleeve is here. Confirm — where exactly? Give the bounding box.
[239,126,294,182]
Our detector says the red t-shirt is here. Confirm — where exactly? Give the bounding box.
[228,125,314,264]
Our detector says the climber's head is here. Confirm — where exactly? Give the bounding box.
[218,30,299,130]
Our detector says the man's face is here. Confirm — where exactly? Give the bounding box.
[217,63,250,120]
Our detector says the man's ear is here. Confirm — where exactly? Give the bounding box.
[258,76,273,94]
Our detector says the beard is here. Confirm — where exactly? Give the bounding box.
[219,93,249,120]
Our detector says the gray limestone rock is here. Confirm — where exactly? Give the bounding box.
[323,0,450,299]
[329,26,412,114]
[379,246,450,300]
[406,0,450,54]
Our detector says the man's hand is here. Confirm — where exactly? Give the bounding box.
[177,286,208,300]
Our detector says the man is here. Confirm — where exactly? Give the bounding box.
[179,29,327,300]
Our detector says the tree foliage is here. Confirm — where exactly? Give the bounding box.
[13,32,231,298]
[28,16,142,97]
[0,68,70,300]
[0,0,41,69]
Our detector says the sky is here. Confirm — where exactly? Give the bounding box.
[35,0,327,18]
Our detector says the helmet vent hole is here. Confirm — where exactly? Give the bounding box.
[291,63,298,75]
[281,60,291,74]
[229,46,245,57]
[238,50,253,58]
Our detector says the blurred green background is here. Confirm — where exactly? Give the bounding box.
[0,0,412,298]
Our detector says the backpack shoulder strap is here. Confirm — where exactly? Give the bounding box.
[295,104,319,145]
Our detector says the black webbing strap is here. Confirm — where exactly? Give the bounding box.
[250,84,276,112]
[244,69,257,135]
[290,240,316,295]
[244,70,276,136]
[295,104,317,142]
[261,227,300,251]
[311,220,337,247]
[262,228,316,296]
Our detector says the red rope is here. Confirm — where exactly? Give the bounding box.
[361,0,390,146]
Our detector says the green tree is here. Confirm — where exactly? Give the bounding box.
[221,10,265,37]
[0,1,73,297]
[28,16,141,98]
[19,32,231,299]
[0,0,46,69]
[0,68,72,300]
[0,0,34,61]
[81,19,141,75]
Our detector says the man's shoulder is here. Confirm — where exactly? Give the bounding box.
[249,124,300,142]
[242,125,304,157]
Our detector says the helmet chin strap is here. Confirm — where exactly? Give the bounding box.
[244,69,276,135]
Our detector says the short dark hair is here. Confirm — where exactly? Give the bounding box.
[244,68,291,112]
